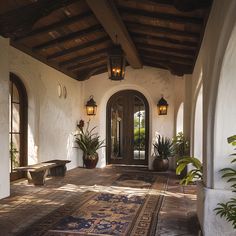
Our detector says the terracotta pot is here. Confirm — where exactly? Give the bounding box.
[153,158,169,171]
[83,153,98,169]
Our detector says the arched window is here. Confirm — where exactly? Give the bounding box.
[9,73,28,181]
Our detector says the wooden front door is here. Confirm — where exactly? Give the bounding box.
[107,90,149,165]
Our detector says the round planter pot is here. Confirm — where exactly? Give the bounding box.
[153,158,169,171]
[83,153,98,169]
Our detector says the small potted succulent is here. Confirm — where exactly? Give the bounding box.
[153,135,174,171]
[75,119,105,169]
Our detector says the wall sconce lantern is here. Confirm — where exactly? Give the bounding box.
[157,96,168,115]
[107,45,126,81]
[86,96,97,116]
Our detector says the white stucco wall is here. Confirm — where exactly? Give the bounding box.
[82,66,182,169]
[9,47,83,171]
[190,0,236,234]
[0,37,10,199]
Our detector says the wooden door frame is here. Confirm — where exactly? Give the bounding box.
[106,89,149,166]
[10,73,28,181]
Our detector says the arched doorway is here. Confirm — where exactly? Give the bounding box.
[9,73,28,181]
[106,90,149,165]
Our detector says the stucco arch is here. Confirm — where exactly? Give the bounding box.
[201,0,236,187]
[213,23,236,189]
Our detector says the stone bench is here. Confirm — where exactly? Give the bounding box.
[15,160,71,186]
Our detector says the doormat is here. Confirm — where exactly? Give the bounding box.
[16,174,167,236]
[113,172,156,188]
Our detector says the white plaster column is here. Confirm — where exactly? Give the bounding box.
[183,75,192,143]
[0,37,10,199]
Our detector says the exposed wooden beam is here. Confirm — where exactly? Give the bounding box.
[134,0,212,12]
[86,0,142,68]
[33,24,103,51]
[136,42,195,57]
[59,48,109,67]
[70,59,107,72]
[0,0,79,38]
[131,32,198,48]
[67,56,107,70]
[47,36,110,60]
[142,53,193,66]
[144,59,192,76]
[77,66,107,81]
[119,6,203,25]
[10,40,77,80]
[126,21,200,39]
[14,11,93,42]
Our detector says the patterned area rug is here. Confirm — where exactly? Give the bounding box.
[17,172,166,236]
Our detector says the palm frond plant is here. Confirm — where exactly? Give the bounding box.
[75,119,105,168]
[214,135,236,229]
[153,135,174,171]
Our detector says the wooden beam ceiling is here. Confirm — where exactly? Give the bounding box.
[0,0,79,37]
[47,36,110,60]
[14,11,94,42]
[33,24,104,51]
[0,0,212,80]
[86,0,142,68]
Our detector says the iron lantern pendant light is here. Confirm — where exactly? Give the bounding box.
[107,44,126,81]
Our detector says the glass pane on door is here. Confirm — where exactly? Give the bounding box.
[110,97,124,160]
[133,96,146,160]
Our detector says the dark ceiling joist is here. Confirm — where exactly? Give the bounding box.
[33,24,103,51]
[136,42,195,56]
[0,0,79,38]
[131,32,198,48]
[70,59,107,72]
[67,55,107,71]
[86,0,142,68]
[10,40,77,80]
[59,48,109,67]
[126,22,200,39]
[119,6,203,25]
[141,51,193,66]
[77,66,107,81]
[14,11,93,42]
[47,36,110,60]
[144,60,192,76]
[137,0,212,12]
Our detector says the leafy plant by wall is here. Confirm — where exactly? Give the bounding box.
[215,135,236,229]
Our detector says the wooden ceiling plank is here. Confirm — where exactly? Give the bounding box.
[0,0,79,38]
[72,60,107,72]
[47,36,110,60]
[131,32,198,48]
[136,42,195,56]
[86,0,142,68]
[142,54,193,66]
[126,21,200,39]
[10,40,77,80]
[143,59,192,74]
[59,48,109,67]
[119,6,203,25]
[133,0,212,12]
[77,66,107,81]
[67,55,107,70]
[14,11,93,42]
[33,24,103,51]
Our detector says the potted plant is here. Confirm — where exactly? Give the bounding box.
[172,132,190,178]
[153,135,174,171]
[75,119,105,169]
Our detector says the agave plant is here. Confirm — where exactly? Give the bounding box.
[153,135,174,159]
[215,135,236,229]
[75,120,105,158]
